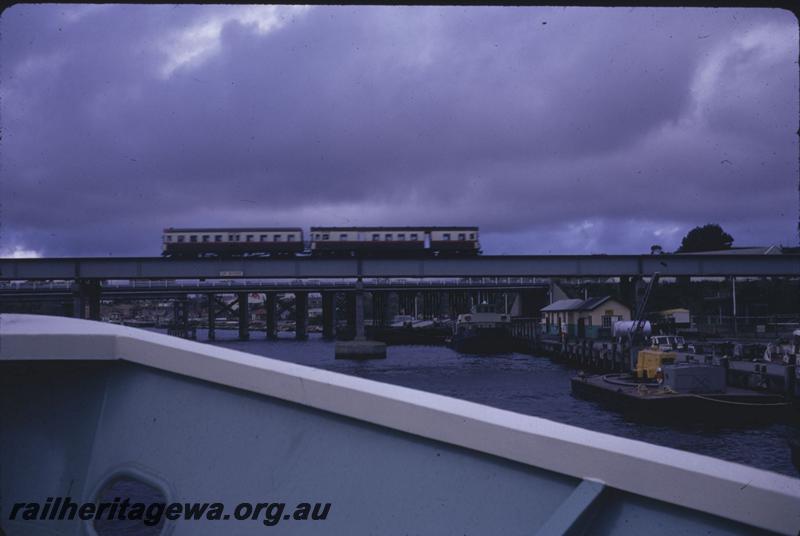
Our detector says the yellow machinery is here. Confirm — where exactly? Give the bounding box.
[634,336,686,379]
[634,348,675,379]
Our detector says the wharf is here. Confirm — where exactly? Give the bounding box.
[571,373,792,424]
[537,336,630,372]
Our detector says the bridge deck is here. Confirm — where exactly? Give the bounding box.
[1,254,799,280]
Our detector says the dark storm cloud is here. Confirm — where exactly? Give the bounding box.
[1,5,796,256]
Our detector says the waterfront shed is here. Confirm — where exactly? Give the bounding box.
[541,296,630,339]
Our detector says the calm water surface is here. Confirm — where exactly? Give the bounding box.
[188,329,799,477]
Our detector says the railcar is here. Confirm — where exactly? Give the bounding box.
[429,227,480,256]
[162,226,480,258]
[310,226,480,257]
[162,227,304,257]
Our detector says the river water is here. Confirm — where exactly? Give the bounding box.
[189,329,799,477]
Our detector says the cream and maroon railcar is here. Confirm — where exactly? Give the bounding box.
[162,227,304,257]
[310,226,480,257]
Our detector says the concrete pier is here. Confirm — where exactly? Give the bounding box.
[354,286,365,339]
[265,293,277,340]
[72,279,101,320]
[295,291,308,340]
[322,291,336,339]
[345,292,356,333]
[237,292,249,341]
[207,293,215,341]
[336,280,386,359]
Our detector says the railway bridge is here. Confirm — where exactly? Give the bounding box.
[1,253,797,341]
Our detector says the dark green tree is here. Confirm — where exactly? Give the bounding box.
[677,224,734,253]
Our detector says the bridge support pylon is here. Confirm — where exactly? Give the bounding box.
[322,292,336,340]
[295,291,308,340]
[335,278,386,359]
[265,293,277,340]
[238,292,249,341]
[72,279,101,320]
[207,293,215,341]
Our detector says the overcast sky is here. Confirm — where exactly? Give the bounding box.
[1,5,797,257]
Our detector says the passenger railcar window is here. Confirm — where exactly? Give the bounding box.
[202,235,210,242]
[340,233,347,240]
[443,233,451,240]
[229,234,235,241]
[322,234,330,240]
[372,234,380,241]
[469,233,475,239]
[398,233,405,240]
[315,234,321,239]
[458,233,466,240]
[190,235,197,242]
[246,235,254,242]
[166,236,172,242]
[288,235,295,241]
[177,236,185,243]
[410,233,418,240]
[385,234,392,240]
[215,235,222,242]
[273,235,281,242]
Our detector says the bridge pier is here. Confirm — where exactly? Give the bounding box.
[345,292,356,334]
[72,279,101,320]
[354,284,365,340]
[322,291,336,339]
[295,291,308,340]
[335,279,386,359]
[265,293,277,340]
[207,293,215,341]
[238,292,249,341]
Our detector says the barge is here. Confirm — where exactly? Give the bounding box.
[571,372,791,424]
[571,330,795,424]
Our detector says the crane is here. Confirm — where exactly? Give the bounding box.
[627,272,660,371]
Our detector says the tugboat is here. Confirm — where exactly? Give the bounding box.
[449,302,513,354]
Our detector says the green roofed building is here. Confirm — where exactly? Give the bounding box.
[540,296,631,339]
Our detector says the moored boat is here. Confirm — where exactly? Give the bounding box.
[571,332,793,424]
[449,302,513,354]
[571,371,791,424]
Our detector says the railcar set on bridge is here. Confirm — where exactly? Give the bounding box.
[162,226,481,258]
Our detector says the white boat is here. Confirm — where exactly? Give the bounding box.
[450,302,513,354]
[1,314,799,535]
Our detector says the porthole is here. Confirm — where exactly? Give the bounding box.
[88,469,173,536]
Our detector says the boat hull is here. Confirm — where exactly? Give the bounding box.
[571,374,791,425]
[449,327,514,354]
